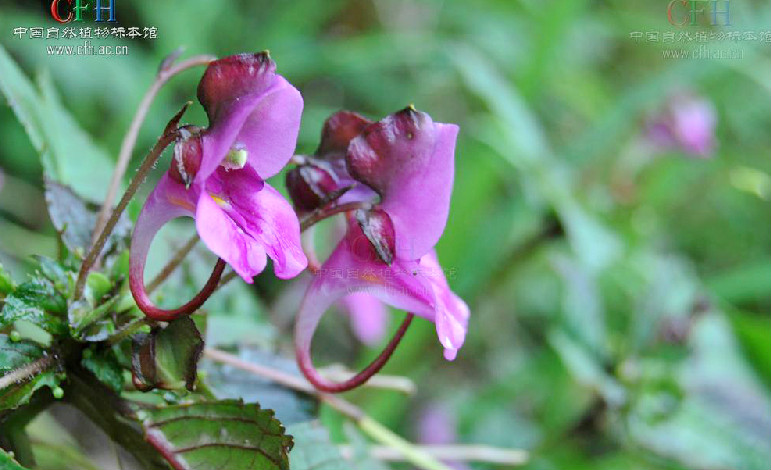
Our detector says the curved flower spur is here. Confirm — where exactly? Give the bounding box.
[287,106,470,393]
[129,52,307,321]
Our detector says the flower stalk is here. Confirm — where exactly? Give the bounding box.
[296,313,414,393]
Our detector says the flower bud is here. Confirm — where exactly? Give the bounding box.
[346,105,428,196]
[169,126,203,187]
[316,111,372,157]
[286,161,339,212]
[351,207,396,265]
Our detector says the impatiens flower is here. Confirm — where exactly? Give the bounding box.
[293,106,469,392]
[130,52,307,320]
[647,93,717,158]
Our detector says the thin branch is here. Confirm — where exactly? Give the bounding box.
[0,355,56,390]
[300,201,370,232]
[216,270,239,290]
[318,364,416,395]
[202,348,454,470]
[146,234,199,294]
[339,444,529,466]
[74,103,191,300]
[92,53,216,245]
[203,348,315,393]
[106,318,151,346]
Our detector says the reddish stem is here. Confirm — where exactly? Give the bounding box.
[297,313,414,393]
[129,258,226,321]
[300,201,370,232]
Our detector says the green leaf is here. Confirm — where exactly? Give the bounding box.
[285,421,355,470]
[203,348,316,425]
[0,371,60,413]
[0,263,14,298]
[729,310,771,389]
[0,335,62,412]
[629,395,771,470]
[0,335,44,373]
[67,268,134,342]
[0,448,31,470]
[81,347,124,393]
[706,259,771,304]
[0,45,114,202]
[132,317,203,392]
[137,400,293,470]
[67,297,119,342]
[1,277,66,335]
[44,181,130,262]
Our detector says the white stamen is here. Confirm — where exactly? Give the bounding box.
[221,144,248,170]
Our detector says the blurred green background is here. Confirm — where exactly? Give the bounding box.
[1,0,770,469]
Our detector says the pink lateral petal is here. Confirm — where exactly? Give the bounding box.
[347,108,459,259]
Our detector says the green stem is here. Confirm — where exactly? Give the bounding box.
[106,318,151,346]
[357,416,454,470]
[194,372,217,400]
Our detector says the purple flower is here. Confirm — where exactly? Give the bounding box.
[288,112,390,346]
[130,53,307,319]
[647,93,717,158]
[417,403,471,470]
[294,107,469,392]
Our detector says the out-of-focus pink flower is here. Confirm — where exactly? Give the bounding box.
[417,403,471,470]
[340,291,389,346]
[647,94,717,158]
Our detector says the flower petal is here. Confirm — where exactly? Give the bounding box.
[130,174,198,288]
[295,220,436,373]
[419,251,469,361]
[671,96,716,157]
[347,107,459,259]
[195,191,268,283]
[197,54,303,182]
[198,166,306,281]
[236,76,303,178]
[197,52,277,123]
[243,183,308,279]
